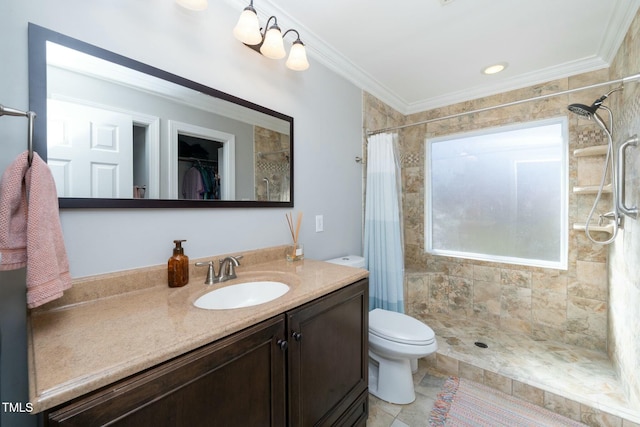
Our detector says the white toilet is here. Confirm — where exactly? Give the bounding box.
[325,255,437,404]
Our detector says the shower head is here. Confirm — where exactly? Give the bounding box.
[567,86,623,119]
[567,103,598,118]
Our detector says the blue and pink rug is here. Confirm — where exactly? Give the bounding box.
[429,376,586,426]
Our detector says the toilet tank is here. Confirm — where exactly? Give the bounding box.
[325,255,365,269]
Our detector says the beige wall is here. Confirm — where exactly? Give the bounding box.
[608,10,640,407]
[363,8,639,406]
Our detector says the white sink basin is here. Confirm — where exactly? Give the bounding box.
[194,281,290,310]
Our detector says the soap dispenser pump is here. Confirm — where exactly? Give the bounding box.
[168,240,189,287]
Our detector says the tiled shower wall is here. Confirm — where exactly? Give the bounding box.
[363,8,640,405]
[364,69,613,353]
[608,10,640,407]
[254,126,290,202]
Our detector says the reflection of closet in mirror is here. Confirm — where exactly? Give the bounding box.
[255,126,291,202]
[167,120,237,201]
[178,135,223,200]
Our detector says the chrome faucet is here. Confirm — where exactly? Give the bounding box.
[195,255,243,285]
[219,256,243,282]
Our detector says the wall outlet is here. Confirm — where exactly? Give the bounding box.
[315,215,324,232]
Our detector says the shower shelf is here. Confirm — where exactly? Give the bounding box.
[573,145,608,157]
[573,223,614,234]
[573,183,612,194]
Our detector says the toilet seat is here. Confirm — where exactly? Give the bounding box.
[369,309,435,346]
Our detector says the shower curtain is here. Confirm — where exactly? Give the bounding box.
[364,133,404,313]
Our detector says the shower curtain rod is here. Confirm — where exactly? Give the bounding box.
[366,72,640,136]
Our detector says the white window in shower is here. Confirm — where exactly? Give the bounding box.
[425,117,568,269]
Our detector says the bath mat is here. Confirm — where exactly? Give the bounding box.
[429,376,586,426]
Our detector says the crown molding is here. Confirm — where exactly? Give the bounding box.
[599,0,639,63]
[404,56,610,115]
[223,0,408,113]
[224,0,639,116]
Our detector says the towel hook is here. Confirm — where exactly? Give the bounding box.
[0,104,37,166]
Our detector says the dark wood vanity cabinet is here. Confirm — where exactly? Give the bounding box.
[45,279,368,427]
[287,279,369,426]
[46,316,287,427]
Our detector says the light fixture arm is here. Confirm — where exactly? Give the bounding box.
[282,28,303,43]
[244,0,256,12]
[245,16,304,51]
[263,15,279,35]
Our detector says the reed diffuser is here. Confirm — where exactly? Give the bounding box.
[286,211,304,261]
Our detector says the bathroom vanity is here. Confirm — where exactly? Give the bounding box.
[28,251,368,426]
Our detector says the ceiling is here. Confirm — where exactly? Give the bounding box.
[225,0,639,115]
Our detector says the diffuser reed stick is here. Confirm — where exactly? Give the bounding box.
[286,211,303,259]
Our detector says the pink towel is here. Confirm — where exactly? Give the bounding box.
[0,151,72,308]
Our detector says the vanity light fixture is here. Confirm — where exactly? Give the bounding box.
[233,0,309,71]
[482,62,508,75]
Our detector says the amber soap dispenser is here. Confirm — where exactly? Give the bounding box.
[168,240,189,287]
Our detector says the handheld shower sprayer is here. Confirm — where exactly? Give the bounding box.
[567,86,623,120]
[567,85,626,244]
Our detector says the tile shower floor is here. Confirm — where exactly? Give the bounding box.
[367,314,640,427]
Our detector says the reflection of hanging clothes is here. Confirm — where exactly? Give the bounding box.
[182,166,204,199]
[199,166,214,199]
[182,163,220,200]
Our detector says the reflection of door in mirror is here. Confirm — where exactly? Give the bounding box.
[47,99,134,198]
[255,126,290,202]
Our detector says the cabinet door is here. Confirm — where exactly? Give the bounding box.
[47,316,287,427]
[287,279,368,427]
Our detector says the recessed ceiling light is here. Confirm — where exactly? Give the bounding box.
[482,62,508,75]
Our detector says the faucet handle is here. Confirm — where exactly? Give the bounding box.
[195,260,218,285]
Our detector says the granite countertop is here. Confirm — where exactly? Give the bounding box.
[27,257,368,413]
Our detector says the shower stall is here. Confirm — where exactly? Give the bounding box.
[363,66,640,423]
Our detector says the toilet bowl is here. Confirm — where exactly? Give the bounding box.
[325,255,438,404]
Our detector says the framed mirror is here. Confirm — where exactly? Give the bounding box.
[28,23,294,208]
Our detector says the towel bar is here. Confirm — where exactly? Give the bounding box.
[0,104,37,166]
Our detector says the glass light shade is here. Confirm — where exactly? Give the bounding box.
[260,27,286,59]
[176,0,208,11]
[233,8,262,45]
[286,41,309,71]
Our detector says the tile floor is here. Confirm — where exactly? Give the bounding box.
[366,314,640,427]
[367,363,447,427]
